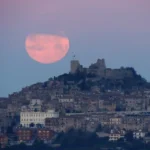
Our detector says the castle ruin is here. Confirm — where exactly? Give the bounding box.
[70,58,134,79]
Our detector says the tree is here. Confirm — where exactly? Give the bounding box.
[66,109,71,113]
[125,131,133,142]
[95,124,102,132]
[33,139,46,148]
[6,126,13,134]
[36,123,42,128]
[54,132,65,144]
[29,123,35,128]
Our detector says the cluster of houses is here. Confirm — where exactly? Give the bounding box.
[0,90,150,148]
[0,64,150,148]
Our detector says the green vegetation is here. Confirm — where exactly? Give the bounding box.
[2,129,150,150]
[2,141,51,150]
[52,129,150,150]
[56,67,148,91]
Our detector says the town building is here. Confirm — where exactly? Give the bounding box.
[16,128,33,142]
[58,96,74,103]
[99,100,116,112]
[109,129,125,141]
[109,118,122,125]
[125,97,145,111]
[37,129,54,141]
[29,99,42,112]
[20,109,59,127]
[133,130,145,139]
[45,115,85,132]
[0,135,8,148]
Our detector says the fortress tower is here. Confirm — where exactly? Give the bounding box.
[96,58,106,70]
[88,58,106,77]
[70,60,80,74]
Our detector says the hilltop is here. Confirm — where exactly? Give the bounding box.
[6,58,150,105]
[1,59,150,150]
[55,58,149,91]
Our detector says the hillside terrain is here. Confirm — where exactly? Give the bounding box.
[6,60,150,108]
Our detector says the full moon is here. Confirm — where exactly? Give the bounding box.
[25,34,69,64]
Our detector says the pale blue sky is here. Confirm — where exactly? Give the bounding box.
[0,0,150,97]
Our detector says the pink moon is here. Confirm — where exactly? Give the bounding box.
[25,34,70,64]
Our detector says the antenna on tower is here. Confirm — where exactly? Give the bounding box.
[72,52,76,60]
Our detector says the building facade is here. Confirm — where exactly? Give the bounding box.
[37,129,54,141]
[0,135,8,148]
[16,129,33,142]
[20,110,59,127]
[70,60,80,74]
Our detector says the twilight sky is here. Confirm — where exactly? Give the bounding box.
[0,0,150,97]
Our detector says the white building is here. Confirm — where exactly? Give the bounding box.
[109,118,122,125]
[21,106,28,112]
[133,130,145,139]
[20,109,59,127]
[109,129,125,141]
[58,97,74,103]
[109,133,121,141]
[29,99,42,111]
[30,99,42,105]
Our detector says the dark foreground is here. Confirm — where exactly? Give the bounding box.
[1,130,150,150]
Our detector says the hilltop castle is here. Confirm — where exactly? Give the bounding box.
[70,59,134,79]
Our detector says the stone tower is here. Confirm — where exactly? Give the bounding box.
[96,58,106,70]
[70,60,80,74]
